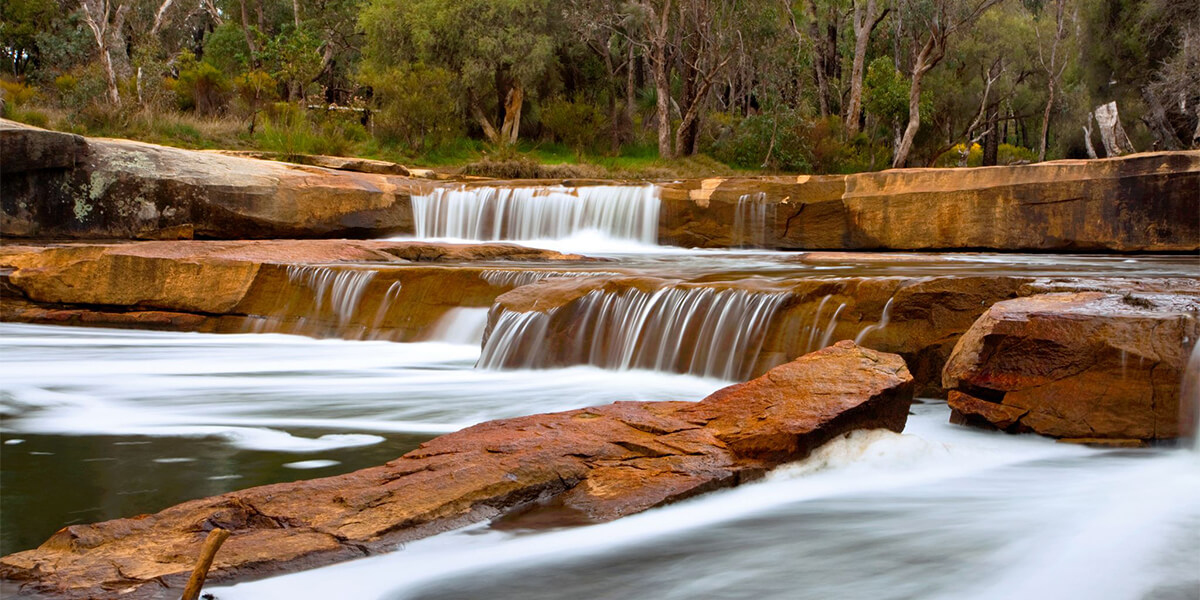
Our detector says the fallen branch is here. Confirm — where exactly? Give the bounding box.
[181,528,231,600]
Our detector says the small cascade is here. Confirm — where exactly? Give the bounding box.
[411,185,661,243]
[1183,338,1200,450]
[478,286,792,381]
[733,192,773,248]
[427,308,490,345]
[854,297,895,346]
[285,265,378,327]
[479,270,624,287]
[244,266,397,340]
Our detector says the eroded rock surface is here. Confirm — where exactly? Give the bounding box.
[943,292,1200,440]
[0,240,598,340]
[0,341,913,599]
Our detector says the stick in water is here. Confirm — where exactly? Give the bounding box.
[181,528,231,600]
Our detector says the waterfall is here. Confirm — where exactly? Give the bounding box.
[411,185,661,243]
[733,192,773,248]
[427,308,490,345]
[479,270,624,287]
[478,286,792,381]
[854,297,895,346]
[285,265,377,327]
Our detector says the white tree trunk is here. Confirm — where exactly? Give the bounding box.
[1093,102,1135,157]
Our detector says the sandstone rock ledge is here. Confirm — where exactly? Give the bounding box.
[0,341,912,599]
[943,292,1199,440]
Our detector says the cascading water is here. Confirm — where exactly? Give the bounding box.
[478,286,792,381]
[285,265,377,327]
[854,297,895,345]
[734,192,773,248]
[411,185,661,243]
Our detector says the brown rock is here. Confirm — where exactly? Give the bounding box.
[947,390,1028,431]
[206,150,411,176]
[1,240,596,340]
[942,292,1200,440]
[1,120,427,239]
[0,341,913,599]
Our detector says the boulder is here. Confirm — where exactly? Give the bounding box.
[0,121,85,172]
[1,120,426,239]
[943,292,1200,440]
[0,341,913,599]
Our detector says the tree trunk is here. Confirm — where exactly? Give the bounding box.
[892,41,935,168]
[651,24,672,158]
[1140,89,1182,150]
[80,0,122,106]
[471,102,501,145]
[846,0,883,136]
[499,85,524,145]
[982,104,999,166]
[1037,78,1055,161]
[292,0,301,27]
[238,0,259,65]
[1082,113,1098,158]
[1094,101,1135,156]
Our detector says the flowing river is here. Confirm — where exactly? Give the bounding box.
[2,184,1199,599]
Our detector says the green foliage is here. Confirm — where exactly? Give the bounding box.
[168,52,231,115]
[934,142,1040,167]
[255,103,367,158]
[53,64,107,111]
[361,0,559,125]
[540,96,609,155]
[263,26,324,100]
[0,0,57,75]
[0,79,37,107]
[863,57,930,126]
[360,64,460,151]
[202,24,253,77]
[708,111,810,172]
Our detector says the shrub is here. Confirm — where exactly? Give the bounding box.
[708,111,810,172]
[53,65,107,111]
[0,79,36,109]
[256,103,367,158]
[168,52,231,115]
[360,65,460,152]
[540,96,608,155]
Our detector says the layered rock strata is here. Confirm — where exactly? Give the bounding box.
[943,292,1200,440]
[0,240,599,340]
[0,341,913,600]
[5,120,1198,251]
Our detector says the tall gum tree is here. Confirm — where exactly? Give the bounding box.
[891,0,1005,168]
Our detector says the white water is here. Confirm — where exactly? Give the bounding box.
[734,192,773,248]
[426,307,489,345]
[411,185,661,244]
[213,402,1200,600]
[478,286,793,380]
[0,324,725,451]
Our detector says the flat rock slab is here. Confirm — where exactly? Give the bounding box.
[943,292,1199,440]
[0,341,912,599]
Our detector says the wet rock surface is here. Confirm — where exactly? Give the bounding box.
[943,292,1200,440]
[0,240,597,340]
[0,341,913,600]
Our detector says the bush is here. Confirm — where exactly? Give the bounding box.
[0,79,36,109]
[540,96,609,155]
[168,52,231,115]
[53,65,107,111]
[935,142,1040,167]
[360,65,460,152]
[256,103,367,158]
[708,111,810,172]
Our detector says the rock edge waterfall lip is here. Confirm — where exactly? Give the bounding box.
[0,341,913,600]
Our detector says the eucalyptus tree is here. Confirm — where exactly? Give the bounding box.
[891,0,1005,167]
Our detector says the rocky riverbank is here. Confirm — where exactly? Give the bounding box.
[4,120,1197,251]
[0,341,912,599]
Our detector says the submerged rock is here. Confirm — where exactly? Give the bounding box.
[943,292,1200,440]
[0,341,913,599]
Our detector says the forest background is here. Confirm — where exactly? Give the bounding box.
[1,0,1197,177]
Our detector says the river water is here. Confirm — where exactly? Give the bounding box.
[2,184,1199,598]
